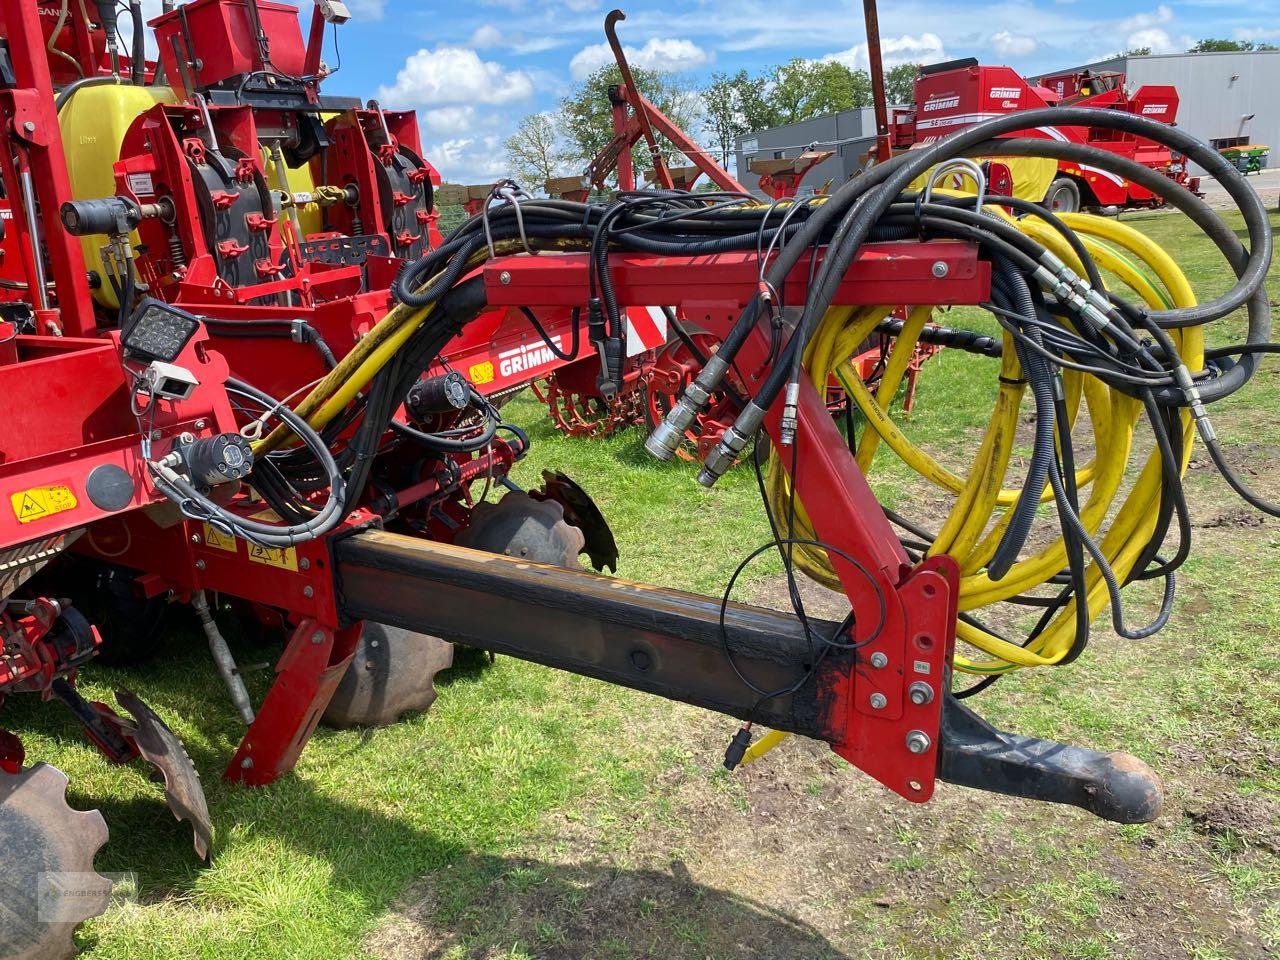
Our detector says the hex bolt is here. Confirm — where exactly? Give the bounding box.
[299,557,310,570]
[869,692,887,710]
[194,419,207,430]
[302,585,314,598]
[869,651,888,669]
[22,121,34,134]
[499,270,512,285]
[931,260,949,278]
[905,730,932,754]
[908,681,935,706]
[240,757,254,769]
[190,533,201,544]
[194,559,206,570]
[311,630,325,644]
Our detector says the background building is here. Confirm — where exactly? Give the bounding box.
[734,107,885,198]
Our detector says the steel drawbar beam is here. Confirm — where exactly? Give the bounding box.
[333,529,1165,823]
[333,529,849,738]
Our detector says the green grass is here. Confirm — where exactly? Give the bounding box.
[8,209,1280,959]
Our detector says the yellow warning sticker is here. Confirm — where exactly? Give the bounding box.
[248,543,298,571]
[10,485,78,524]
[469,361,495,385]
[202,523,239,553]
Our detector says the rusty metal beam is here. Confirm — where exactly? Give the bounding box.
[333,529,847,737]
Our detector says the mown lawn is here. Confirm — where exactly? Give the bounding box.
[6,209,1278,960]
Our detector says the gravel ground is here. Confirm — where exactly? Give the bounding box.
[1195,167,1280,209]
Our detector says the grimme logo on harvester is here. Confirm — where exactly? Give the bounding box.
[498,337,565,378]
[922,95,961,112]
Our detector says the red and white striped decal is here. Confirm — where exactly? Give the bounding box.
[625,306,669,357]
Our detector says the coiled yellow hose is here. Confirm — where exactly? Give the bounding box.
[765,210,1202,676]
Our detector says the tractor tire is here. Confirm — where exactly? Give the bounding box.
[60,559,169,666]
[322,623,455,730]
[1042,177,1081,214]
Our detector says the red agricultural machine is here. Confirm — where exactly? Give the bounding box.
[891,59,1203,212]
[0,1,1274,957]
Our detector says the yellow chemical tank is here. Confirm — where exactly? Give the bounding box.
[58,82,178,308]
[59,84,330,308]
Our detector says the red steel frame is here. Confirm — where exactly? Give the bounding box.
[482,242,986,800]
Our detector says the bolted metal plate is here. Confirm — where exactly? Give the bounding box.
[322,623,455,729]
[455,492,585,568]
[0,763,112,960]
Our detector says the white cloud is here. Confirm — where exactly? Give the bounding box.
[423,107,479,136]
[469,24,561,54]
[428,135,510,184]
[343,0,386,19]
[1126,27,1179,53]
[991,30,1038,57]
[568,37,711,80]
[470,24,504,48]
[1233,26,1278,41]
[1116,5,1173,34]
[375,46,534,110]
[826,33,947,71]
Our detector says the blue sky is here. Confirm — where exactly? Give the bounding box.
[316,0,1279,182]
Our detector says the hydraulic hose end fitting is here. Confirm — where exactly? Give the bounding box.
[644,353,728,462]
[779,381,801,447]
[644,380,709,461]
[644,412,689,461]
[697,402,764,488]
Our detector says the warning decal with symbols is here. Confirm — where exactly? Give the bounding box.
[202,523,239,553]
[10,485,78,524]
[247,543,299,571]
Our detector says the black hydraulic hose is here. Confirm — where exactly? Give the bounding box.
[519,306,580,361]
[875,317,1003,358]
[54,75,121,112]
[129,0,145,84]
[987,265,1057,580]
[751,106,1271,419]
[962,136,1269,405]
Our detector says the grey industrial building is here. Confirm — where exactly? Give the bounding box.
[733,107,886,198]
[734,49,1279,192]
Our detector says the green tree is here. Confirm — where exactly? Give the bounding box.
[1188,38,1276,52]
[1123,46,1152,55]
[884,62,921,105]
[766,58,872,125]
[504,113,568,194]
[700,70,751,167]
[560,65,694,186]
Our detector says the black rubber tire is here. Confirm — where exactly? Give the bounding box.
[59,559,169,666]
[1043,177,1082,214]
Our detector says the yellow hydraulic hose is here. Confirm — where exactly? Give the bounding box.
[764,211,1201,674]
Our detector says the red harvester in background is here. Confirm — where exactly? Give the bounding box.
[891,59,1202,212]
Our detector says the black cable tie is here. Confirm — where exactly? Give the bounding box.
[998,374,1028,386]
[912,192,931,241]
